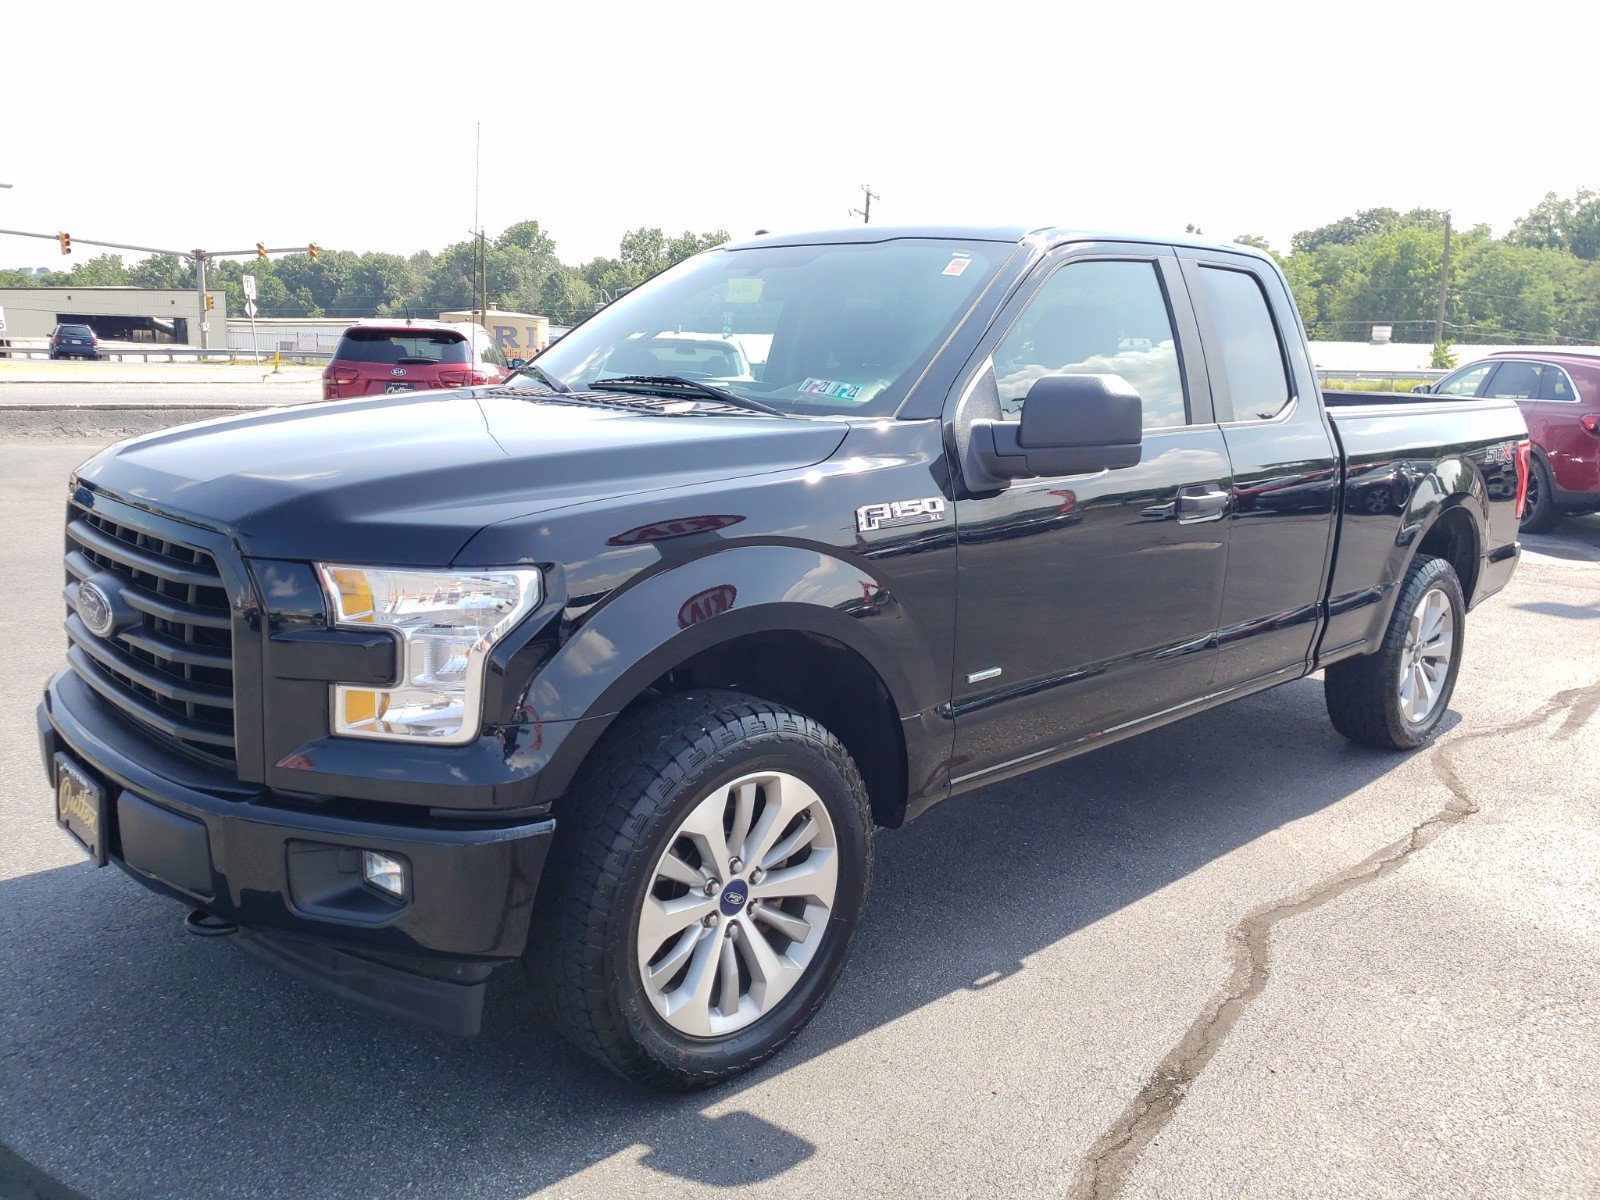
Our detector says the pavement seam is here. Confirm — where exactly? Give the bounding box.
[1066,683,1598,1200]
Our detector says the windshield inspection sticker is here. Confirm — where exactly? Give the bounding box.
[725,277,764,303]
[798,378,862,401]
[942,254,972,277]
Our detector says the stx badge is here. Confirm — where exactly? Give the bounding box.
[856,497,947,533]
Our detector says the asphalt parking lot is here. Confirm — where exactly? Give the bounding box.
[1,438,1596,1200]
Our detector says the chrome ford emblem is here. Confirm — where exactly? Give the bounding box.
[77,580,116,638]
[391,367,408,377]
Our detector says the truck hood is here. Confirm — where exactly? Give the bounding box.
[75,391,849,564]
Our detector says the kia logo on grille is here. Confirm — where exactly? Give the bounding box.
[76,580,116,638]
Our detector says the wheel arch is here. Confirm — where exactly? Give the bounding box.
[522,546,935,828]
[1394,457,1487,606]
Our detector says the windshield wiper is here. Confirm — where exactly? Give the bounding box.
[505,361,571,393]
[589,375,783,416]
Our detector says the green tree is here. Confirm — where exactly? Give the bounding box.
[131,253,193,290]
[1506,189,1600,260]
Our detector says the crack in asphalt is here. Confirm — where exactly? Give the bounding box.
[1067,684,1597,1200]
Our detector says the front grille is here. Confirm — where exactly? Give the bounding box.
[63,500,236,765]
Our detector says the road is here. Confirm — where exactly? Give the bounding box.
[0,379,322,438]
[1,438,1596,1200]
[0,381,319,408]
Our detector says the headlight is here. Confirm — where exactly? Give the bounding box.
[317,564,542,744]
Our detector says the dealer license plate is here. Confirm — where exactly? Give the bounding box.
[55,754,108,866]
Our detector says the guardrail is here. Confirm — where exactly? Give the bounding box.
[0,343,331,363]
[1316,368,1450,389]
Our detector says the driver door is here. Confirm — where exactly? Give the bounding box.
[947,246,1232,788]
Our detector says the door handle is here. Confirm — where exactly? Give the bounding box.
[1176,483,1229,522]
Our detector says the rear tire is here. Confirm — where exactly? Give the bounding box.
[528,690,872,1089]
[1519,452,1559,534]
[1325,554,1464,749]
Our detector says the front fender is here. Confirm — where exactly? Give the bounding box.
[525,544,936,724]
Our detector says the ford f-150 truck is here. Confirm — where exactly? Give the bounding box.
[38,227,1529,1088]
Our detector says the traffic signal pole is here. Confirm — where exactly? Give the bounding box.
[193,249,209,348]
[0,230,320,351]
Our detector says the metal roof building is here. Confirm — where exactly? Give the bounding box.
[0,286,226,348]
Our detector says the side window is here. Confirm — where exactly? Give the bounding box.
[1538,366,1576,401]
[992,260,1187,429]
[1197,266,1291,422]
[1435,362,1494,397]
[1483,361,1542,399]
[480,336,508,368]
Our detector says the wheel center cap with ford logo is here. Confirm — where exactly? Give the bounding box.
[719,879,749,916]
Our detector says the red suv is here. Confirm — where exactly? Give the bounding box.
[322,321,512,400]
[1424,351,1600,532]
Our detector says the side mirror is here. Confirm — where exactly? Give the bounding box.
[507,358,527,371]
[1411,382,1433,394]
[970,374,1143,482]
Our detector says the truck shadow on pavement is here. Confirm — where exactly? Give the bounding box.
[1,678,1432,1200]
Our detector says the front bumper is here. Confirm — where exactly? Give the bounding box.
[39,668,556,1035]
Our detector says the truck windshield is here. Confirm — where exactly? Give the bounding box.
[519,239,1007,417]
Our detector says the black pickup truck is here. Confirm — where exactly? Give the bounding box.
[39,227,1529,1087]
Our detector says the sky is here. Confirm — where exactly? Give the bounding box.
[3,0,1596,272]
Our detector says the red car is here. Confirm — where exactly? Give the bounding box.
[322,321,512,400]
[1425,351,1600,532]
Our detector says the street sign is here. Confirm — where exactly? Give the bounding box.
[0,305,7,333]
[241,274,257,301]
[200,321,211,333]
[244,300,258,319]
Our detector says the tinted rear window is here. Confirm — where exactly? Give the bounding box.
[334,328,469,364]
[58,325,93,335]
[1197,266,1291,422]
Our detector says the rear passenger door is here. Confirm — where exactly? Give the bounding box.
[1177,252,1339,694]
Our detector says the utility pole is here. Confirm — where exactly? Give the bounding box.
[479,228,488,326]
[849,184,879,225]
[1434,211,1452,345]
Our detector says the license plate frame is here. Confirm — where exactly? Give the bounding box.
[54,753,108,866]
[383,382,415,393]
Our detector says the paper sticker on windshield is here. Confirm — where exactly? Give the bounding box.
[942,254,972,277]
[726,278,764,303]
[798,377,862,401]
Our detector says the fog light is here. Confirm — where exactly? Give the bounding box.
[361,850,408,899]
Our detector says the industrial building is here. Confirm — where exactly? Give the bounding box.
[0,286,226,348]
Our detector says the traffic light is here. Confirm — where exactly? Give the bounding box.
[58,232,71,256]
[307,242,320,263]
[256,242,267,262]
[205,295,215,311]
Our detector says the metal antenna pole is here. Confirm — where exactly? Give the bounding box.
[474,123,483,325]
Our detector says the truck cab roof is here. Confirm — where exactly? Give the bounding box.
[725,224,1277,264]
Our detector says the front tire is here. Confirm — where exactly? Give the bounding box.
[1325,554,1465,749]
[529,690,872,1089]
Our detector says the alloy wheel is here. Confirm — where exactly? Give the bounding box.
[636,770,839,1038]
[1398,586,1453,723]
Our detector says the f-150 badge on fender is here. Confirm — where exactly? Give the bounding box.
[856,497,947,533]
